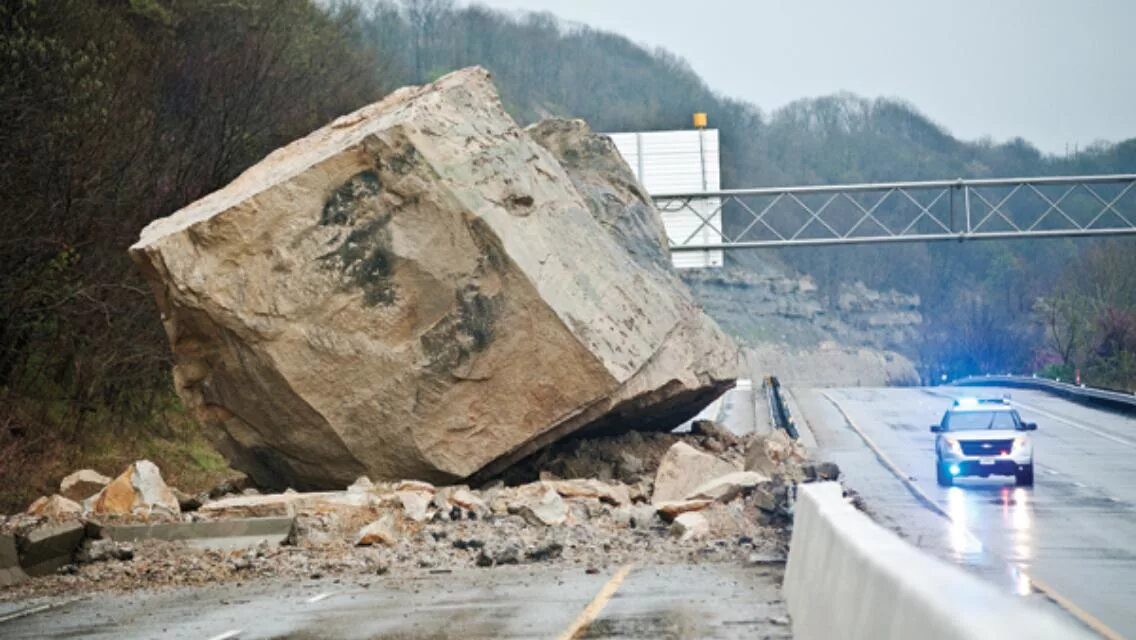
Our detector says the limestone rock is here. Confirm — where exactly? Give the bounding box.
[443,487,489,517]
[651,442,738,504]
[130,67,737,490]
[347,476,375,494]
[59,470,111,502]
[744,431,808,480]
[396,490,432,522]
[655,499,714,521]
[26,495,83,520]
[513,489,567,526]
[91,461,180,517]
[686,471,769,503]
[670,512,709,542]
[355,514,400,546]
[541,479,630,506]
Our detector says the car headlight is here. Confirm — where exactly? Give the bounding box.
[944,437,962,454]
[1013,436,1029,450]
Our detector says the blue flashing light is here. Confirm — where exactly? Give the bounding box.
[949,464,962,476]
[955,397,979,408]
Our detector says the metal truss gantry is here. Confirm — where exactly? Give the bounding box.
[655,174,1136,251]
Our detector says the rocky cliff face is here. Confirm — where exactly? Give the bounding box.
[681,267,922,385]
[130,68,738,490]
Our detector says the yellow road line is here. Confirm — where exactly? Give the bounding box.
[822,390,1125,640]
[1028,575,1125,640]
[557,563,634,640]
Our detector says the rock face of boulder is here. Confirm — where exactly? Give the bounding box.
[130,67,738,490]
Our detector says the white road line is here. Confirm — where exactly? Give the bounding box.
[0,604,51,624]
[0,597,84,624]
[205,631,242,640]
[306,592,336,604]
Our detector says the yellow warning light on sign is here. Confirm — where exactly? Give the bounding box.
[693,112,708,129]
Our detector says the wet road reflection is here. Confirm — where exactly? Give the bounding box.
[802,386,1136,638]
[945,487,984,560]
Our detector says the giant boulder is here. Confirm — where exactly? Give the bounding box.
[130,67,738,490]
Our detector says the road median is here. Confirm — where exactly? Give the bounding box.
[784,482,1090,640]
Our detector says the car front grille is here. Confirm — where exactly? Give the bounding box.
[960,439,1013,456]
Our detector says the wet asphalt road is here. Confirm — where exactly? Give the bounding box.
[795,385,1136,639]
[0,563,789,639]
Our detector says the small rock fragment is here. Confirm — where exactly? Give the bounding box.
[347,476,375,494]
[654,499,714,521]
[355,514,400,546]
[59,470,111,502]
[670,512,709,542]
[652,442,738,504]
[514,489,568,526]
[26,495,83,520]
[396,491,432,523]
[686,471,769,503]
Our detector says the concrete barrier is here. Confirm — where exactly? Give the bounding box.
[784,483,1091,640]
[16,521,86,577]
[94,517,294,551]
[0,533,28,587]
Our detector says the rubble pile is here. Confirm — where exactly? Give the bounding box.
[0,424,841,598]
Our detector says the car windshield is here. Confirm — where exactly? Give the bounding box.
[946,410,1018,431]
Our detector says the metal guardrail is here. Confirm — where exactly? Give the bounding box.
[655,174,1136,250]
[764,376,799,439]
[953,375,1136,415]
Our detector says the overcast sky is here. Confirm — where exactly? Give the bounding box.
[471,0,1135,155]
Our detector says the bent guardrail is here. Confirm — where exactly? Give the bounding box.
[953,374,1136,415]
[764,376,800,439]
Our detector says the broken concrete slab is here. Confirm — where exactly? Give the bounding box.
[17,521,86,577]
[651,442,739,504]
[0,533,28,587]
[93,517,294,551]
[130,67,738,491]
[198,491,380,519]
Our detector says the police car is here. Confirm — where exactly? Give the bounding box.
[931,397,1037,487]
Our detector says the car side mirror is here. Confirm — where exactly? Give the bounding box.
[1021,422,1038,431]
[930,425,943,433]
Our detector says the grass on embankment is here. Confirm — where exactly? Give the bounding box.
[0,392,234,513]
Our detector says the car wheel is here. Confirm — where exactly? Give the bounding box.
[936,461,952,487]
[1015,464,1034,487]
